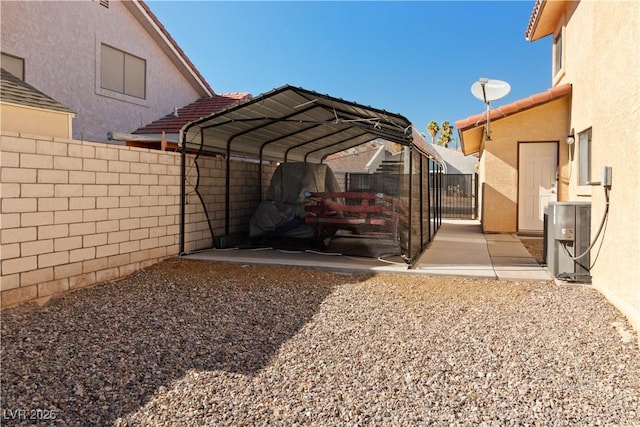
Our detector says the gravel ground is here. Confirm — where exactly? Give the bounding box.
[1,258,639,426]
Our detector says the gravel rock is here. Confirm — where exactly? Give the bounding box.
[1,258,639,426]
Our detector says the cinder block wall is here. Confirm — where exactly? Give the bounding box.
[182,155,276,249]
[0,132,273,307]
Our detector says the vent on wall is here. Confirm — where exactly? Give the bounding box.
[99,0,109,8]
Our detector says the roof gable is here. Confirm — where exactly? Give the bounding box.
[124,1,214,97]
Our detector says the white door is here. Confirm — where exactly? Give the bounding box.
[518,142,558,232]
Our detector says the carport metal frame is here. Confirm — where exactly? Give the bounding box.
[178,85,444,265]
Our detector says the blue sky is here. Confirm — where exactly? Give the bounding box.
[147,1,552,147]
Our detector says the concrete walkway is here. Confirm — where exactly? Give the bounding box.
[185,219,552,282]
[414,219,551,281]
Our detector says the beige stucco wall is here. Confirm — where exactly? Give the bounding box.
[478,97,571,233]
[0,132,275,308]
[1,103,73,139]
[553,0,640,329]
[0,1,204,143]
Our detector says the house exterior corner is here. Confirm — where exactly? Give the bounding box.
[528,0,640,330]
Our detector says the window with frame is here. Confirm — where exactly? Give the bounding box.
[1,52,25,80]
[554,31,563,75]
[578,128,592,185]
[100,44,146,99]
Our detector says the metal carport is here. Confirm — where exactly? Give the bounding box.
[179,85,445,265]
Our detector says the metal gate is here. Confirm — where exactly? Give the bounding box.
[440,174,477,219]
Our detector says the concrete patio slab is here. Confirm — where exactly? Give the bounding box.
[485,233,522,242]
[486,241,533,258]
[185,247,410,275]
[184,219,553,282]
[494,265,552,281]
[491,256,542,266]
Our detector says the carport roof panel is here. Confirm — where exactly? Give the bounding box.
[181,85,434,163]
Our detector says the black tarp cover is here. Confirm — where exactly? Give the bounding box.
[250,163,340,239]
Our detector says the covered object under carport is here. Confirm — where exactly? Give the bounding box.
[179,85,444,266]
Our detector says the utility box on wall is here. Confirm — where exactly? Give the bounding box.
[546,201,592,282]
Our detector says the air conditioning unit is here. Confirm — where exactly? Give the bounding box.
[545,201,591,282]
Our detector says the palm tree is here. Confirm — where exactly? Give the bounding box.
[426,121,439,144]
[438,121,453,148]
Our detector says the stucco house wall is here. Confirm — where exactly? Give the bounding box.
[0,0,208,143]
[552,1,640,329]
[478,96,570,233]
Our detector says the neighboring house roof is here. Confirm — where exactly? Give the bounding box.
[455,84,572,155]
[132,92,251,136]
[124,0,214,97]
[324,147,385,173]
[0,68,75,115]
[430,144,478,175]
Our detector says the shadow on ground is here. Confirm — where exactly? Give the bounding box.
[0,259,370,425]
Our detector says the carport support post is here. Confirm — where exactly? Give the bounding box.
[419,154,424,247]
[437,163,442,228]
[408,147,413,260]
[427,158,432,242]
[438,165,442,227]
[225,141,232,235]
[179,133,186,254]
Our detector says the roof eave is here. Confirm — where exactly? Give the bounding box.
[525,0,545,41]
[525,0,576,42]
[457,127,485,156]
[1,100,77,117]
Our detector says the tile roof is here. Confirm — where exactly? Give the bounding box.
[132,92,251,134]
[137,0,214,96]
[525,0,544,41]
[0,68,75,114]
[455,84,572,132]
[524,0,572,42]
